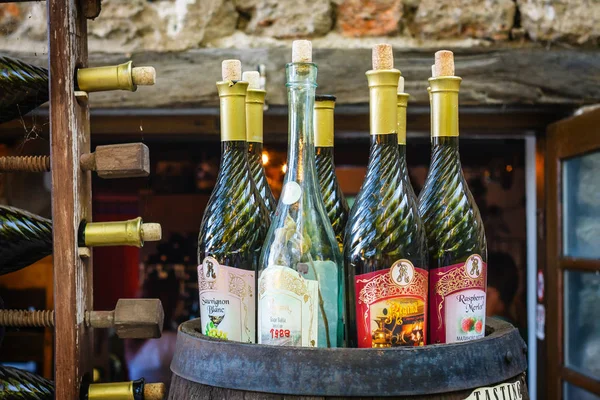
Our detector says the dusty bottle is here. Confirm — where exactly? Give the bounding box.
[258,41,344,348]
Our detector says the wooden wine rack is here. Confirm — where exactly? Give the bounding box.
[48,0,96,398]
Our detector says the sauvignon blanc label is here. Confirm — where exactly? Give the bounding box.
[258,265,319,347]
[429,254,487,344]
[198,257,255,343]
[355,260,428,348]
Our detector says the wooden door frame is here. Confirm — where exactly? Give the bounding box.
[545,107,600,399]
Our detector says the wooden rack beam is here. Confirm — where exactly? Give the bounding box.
[48,0,93,397]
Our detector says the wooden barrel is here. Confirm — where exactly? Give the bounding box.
[169,318,528,399]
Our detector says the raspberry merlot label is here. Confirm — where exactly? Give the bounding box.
[429,254,487,344]
[355,259,428,348]
[198,256,256,343]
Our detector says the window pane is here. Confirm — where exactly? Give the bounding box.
[563,151,600,258]
[564,270,600,381]
[564,382,600,400]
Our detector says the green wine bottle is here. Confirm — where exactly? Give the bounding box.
[243,70,276,213]
[0,205,161,276]
[258,41,343,348]
[197,60,270,344]
[314,95,349,250]
[418,50,487,344]
[344,44,428,348]
[0,56,48,124]
[0,366,164,400]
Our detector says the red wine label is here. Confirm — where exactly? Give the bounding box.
[429,254,487,344]
[198,257,256,343]
[355,259,428,348]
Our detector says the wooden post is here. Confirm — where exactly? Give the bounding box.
[48,0,93,397]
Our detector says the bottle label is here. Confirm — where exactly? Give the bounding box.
[258,265,319,347]
[198,256,255,343]
[355,259,428,348]
[429,254,487,344]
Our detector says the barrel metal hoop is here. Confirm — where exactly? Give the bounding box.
[170,318,527,397]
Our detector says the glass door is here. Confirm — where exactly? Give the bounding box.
[545,108,600,400]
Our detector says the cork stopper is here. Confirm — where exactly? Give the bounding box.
[434,50,455,77]
[222,59,242,81]
[131,67,156,86]
[398,76,405,94]
[144,383,166,400]
[242,71,261,90]
[292,40,312,63]
[141,223,162,242]
[372,44,393,70]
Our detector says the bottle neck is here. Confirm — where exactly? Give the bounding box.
[367,69,401,136]
[396,93,408,145]
[314,99,335,147]
[217,80,248,142]
[246,89,266,143]
[285,62,318,186]
[248,141,263,156]
[79,218,144,247]
[429,76,461,139]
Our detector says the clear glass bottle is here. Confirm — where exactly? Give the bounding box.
[197,60,270,343]
[418,51,487,344]
[314,95,349,251]
[258,41,343,348]
[344,44,428,348]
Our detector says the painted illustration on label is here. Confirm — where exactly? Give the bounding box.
[355,259,428,348]
[258,265,319,347]
[429,254,487,344]
[198,256,255,343]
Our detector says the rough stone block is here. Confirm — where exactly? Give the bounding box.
[412,0,516,40]
[235,0,333,38]
[336,0,403,37]
[517,0,600,44]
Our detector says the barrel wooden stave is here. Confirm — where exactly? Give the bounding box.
[169,318,528,399]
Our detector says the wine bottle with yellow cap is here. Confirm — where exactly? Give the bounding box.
[344,44,428,348]
[0,365,165,400]
[0,205,161,277]
[258,41,343,348]
[243,70,276,213]
[418,50,487,344]
[197,60,270,344]
[314,95,349,251]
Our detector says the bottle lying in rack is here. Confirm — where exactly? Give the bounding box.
[344,44,428,348]
[0,205,161,276]
[0,365,165,400]
[0,55,155,124]
[314,94,349,251]
[258,40,344,348]
[197,60,270,344]
[243,70,276,213]
[418,51,488,344]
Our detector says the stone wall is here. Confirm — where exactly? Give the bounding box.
[0,0,598,55]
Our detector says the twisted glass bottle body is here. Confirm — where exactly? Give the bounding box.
[197,80,270,343]
[345,70,428,348]
[248,141,276,213]
[314,95,349,250]
[418,76,487,344]
[258,63,343,348]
